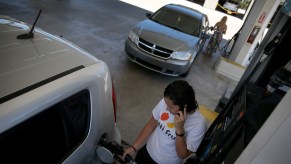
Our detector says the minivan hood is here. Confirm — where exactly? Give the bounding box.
[133,19,199,50]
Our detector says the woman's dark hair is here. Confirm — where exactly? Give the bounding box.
[164,80,198,113]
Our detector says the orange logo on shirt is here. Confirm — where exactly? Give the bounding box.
[161,112,169,121]
[160,112,174,128]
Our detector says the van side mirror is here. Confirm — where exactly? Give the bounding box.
[146,13,152,18]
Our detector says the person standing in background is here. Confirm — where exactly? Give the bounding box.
[214,16,228,45]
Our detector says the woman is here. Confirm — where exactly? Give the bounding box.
[122,80,207,164]
[214,16,228,44]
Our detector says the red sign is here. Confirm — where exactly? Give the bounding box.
[247,26,261,44]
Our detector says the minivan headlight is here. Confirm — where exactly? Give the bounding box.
[171,51,191,60]
[128,31,139,45]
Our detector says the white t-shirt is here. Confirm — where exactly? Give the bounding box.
[146,99,207,164]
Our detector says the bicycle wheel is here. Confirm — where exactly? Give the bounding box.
[213,40,219,53]
[205,37,215,56]
[205,44,214,56]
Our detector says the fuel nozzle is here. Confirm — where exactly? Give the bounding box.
[97,134,135,164]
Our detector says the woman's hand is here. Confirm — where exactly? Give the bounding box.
[121,147,135,161]
[174,106,187,134]
[174,106,191,158]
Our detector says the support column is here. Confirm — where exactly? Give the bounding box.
[203,0,219,10]
[215,0,281,81]
[229,0,280,66]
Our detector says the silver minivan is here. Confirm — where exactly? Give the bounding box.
[0,15,121,163]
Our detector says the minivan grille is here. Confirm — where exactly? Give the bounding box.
[138,38,173,59]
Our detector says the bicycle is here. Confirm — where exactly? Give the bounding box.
[204,27,223,56]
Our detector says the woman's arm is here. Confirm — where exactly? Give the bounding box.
[224,25,227,34]
[122,116,157,158]
[132,116,158,150]
[176,133,191,158]
[174,108,191,158]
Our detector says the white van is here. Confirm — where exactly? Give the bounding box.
[0,15,121,163]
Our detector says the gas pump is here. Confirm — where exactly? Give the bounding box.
[265,60,291,96]
[185,1,291,163]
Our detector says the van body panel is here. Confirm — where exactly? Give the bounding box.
[0,15,98,101]
[0,15,120,164]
